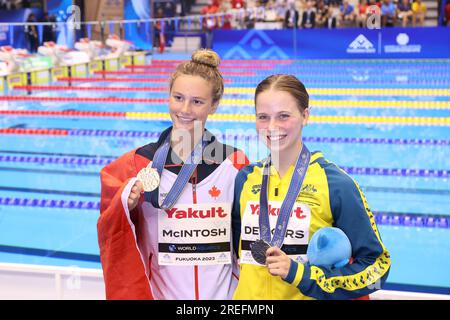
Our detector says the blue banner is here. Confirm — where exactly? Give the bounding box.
[214,27,450,59]
[37,25,43,44]
[0,8,43,49]
[0,25,10,47]
[213,29,294,60]
[109,22,115,35]
[124,0,152,50]
[86,23,92,39]
[380,28,450,58]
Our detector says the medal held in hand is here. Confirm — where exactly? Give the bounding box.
[250,239,271,265]
[137,165,160,192]
[145,127,207,210]
[251,145,311,265]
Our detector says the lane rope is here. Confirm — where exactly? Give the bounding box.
[0,195,447,228]
[1,128,449,147]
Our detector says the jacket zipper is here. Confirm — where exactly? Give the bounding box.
[191,169,199,300]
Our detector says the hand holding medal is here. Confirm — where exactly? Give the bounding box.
[127,180,144,211]
[265,247,291,279]
[137,165,160,192]
[250,241,291,279]
[251,145,311,273]
[127,165,160,211]
[250,239,271,265]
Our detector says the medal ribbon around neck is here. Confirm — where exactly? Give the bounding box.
[252,144,311,263]
[145,128,206,210]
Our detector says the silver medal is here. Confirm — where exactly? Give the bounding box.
[137,166,160,192]
[250,239,271,265]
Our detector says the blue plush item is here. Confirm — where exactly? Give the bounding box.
[307,227,352,268]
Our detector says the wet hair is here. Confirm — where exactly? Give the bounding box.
[169,49,224,105]
[255,74,309,112]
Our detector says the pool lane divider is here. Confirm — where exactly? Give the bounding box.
[56,77,449,86]
[13,85,168,92]
[220,99,450,109]
[0,195,447,229]
[1,128,449,147]
[125,64,275,70]
[128,114,450,126]
[56,77,233,83]
[0,128,69,135]
[1,154,448,178]
[143,59,294,65]
[54,76,449,87]
[94,70,257,76]
[2,95,449,110]
[1,110,450,126]
[375,213,450,228]
[0,245,101,263]
[0,110,126,117]
[0,95,168,103]
[0,186,100,197]
[0,155,111,166]
[98,68,450,81]
[13,85,450,97]
[0,197,99,210]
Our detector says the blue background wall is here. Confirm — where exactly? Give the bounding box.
[124,0,152,50]
[0,9,43,49]
[213,27,450,60]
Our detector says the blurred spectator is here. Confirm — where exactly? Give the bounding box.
[201,0,220,14]
[363,0,381,28]
[255,0,267,22]
[233,2,256,29]
[201,0,220,49]
[25,13,38,53]
[446,0,450,26]
[0,0,16,9]
[397,0,413,27]
[412,0,426,26]
[274,0,287,22]
[180,0,195,15]
[244,3,257,28]
[301,0,316,28]
[185,0,433,30]
[326,0,343,4]
[231,0,246,8]
[284,0,300,28]
[340,1,356,27]
[264,0,278,21]
[381,0,396,27]
[356,0,368,27]
[266,0,287,22]
[367,0,381,16]
[368,0,381,7]
[316,0,330,27]
[327,1,340,27]
[41,12,56,44]
[201,0,220,29]
[154,8,166,53]
[218,0,233,29]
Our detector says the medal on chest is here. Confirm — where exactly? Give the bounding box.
[250,145,311,265]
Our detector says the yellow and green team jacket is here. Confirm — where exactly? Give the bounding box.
[232,151,391,300]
